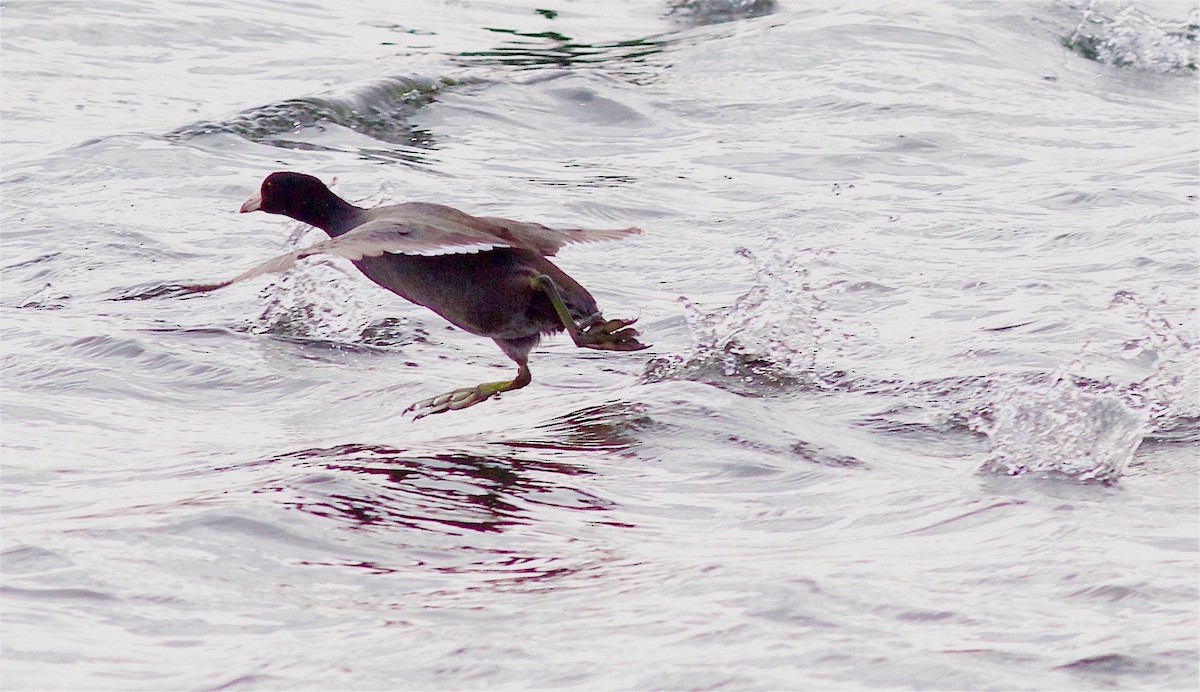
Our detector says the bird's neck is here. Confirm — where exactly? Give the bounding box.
[291,195,364,237]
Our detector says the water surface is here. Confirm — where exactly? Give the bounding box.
[2,0,1197,688]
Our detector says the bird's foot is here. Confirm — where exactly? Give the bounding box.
[574,317,650,351]
[405,380,514,419]
[531,275,650,352]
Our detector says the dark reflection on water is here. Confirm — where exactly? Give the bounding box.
[514,401,650,453]
[251,443,597,534]
[457,29,671,74]
[244,403,647,537]
[1055,653,1171,682]
[667,0,778,27]
[790,439,867,469]
[532,171,638,189]
[166,75,454,162]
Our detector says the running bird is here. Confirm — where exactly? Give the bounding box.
[189,172,648,418]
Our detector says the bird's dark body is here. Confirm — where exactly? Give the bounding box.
[288,196,602,342]
[352,248,598,341]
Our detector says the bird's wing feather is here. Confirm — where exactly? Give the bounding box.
[187,221,508,292]
[367,202,641,257]
[324,218,511,257]
[476,217,641,256]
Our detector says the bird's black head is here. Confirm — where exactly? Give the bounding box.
[240,171,357,233]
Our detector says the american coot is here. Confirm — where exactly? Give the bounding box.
[192,172,648,418]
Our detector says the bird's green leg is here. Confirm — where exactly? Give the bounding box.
[533,274,584,338]
[405,362,532,419]
[531,275,649,351]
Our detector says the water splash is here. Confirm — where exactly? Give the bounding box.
[254,263,365,339]
[976,290,1196,482]
[1062,1,1199,73]
[978,377,1149,483]
[1111,289,1199,439]
[250,260,425,349]
[644,240,841,392]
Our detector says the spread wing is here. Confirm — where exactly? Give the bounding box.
[376,202,641,256]
[180,202,640,294]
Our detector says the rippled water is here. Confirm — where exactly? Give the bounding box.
[3,0,1198,688]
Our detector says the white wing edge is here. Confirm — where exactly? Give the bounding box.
[181,236,508,294]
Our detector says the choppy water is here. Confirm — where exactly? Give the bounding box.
[2,0,1198,689]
